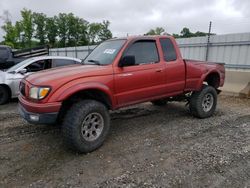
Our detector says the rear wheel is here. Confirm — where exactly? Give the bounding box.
[189,85,217,118]
[62,100,110,153]
[0,85,10,105]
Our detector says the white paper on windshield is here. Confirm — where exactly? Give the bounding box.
[103,49,116,54]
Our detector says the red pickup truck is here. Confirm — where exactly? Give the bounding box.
[19,35,225,153]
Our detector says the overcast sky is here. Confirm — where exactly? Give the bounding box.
[0,0,250,40]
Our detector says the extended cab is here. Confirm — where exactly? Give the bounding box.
[18,36,225,153]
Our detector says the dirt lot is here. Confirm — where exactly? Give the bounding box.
[0,96,250,188]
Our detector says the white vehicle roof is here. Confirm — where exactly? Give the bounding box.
[6,56,82,73]
[27,56,82,62]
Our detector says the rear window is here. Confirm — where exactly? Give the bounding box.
[160,38,177,62]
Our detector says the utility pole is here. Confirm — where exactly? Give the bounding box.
[205,21,212,61]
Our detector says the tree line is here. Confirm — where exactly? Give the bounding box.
[1,9,214,49]
[0,9,112,49]
[145,27,215,38]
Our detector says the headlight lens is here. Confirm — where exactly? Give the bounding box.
[29,87,50,99]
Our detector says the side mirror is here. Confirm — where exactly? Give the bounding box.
[18,68,27,74]
[119,55,136,67]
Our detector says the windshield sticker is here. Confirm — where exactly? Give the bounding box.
[103,49,116,54]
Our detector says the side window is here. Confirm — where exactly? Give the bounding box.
[53,59,76,67]
[124,40,159,65]
[160,38,177,62]
[26,59,52,72]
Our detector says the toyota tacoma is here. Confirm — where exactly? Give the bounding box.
[18,36,225,153]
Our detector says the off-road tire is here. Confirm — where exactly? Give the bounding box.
[0,85,10,105]
[151,99,168,106]
[62,100,110,153]
[189,85,217,118]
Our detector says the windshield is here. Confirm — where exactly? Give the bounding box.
[83,39,126,65]
[7,58,35,73]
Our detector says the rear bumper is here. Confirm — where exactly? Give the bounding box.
[18,96,61,124]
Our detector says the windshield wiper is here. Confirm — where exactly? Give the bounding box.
[84,59,101,65]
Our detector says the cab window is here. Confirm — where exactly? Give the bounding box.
[124,40,159,65]
[160,38,177,62]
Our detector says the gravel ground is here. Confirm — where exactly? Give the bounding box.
[0,96,250,188]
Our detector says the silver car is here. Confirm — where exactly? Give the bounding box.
[0,56,81,104]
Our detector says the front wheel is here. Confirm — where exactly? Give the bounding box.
[189,85,217,118]
[62,100,110,153]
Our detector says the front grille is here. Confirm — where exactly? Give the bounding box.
[20,82,26,96]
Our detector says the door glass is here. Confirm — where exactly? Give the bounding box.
[25,59,51,72]
[124,41,159,65]
[53,59,76,67]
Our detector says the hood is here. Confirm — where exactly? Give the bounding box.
[25,64,113,87]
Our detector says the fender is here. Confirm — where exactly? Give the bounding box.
[197,69,221,90]
[49,81,115,106]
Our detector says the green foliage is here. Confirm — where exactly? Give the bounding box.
[78,19,89,46]
[45,17,57,47]
[173,27,215,38]
[56,13,68,47]
[15,21,24,48]
[145,26,215,38]
[88,22,103,44]
[88,20,112,44]
[1,21,17,47]
[33,12,47,45]
[1,9,113,48]
[145,27,165,35]
[99,20,112,42]
[21,8,33,48]
[66,13,89,46]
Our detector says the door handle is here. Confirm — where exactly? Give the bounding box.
[155,69,163,72]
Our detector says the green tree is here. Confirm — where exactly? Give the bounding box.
[21,9,33,48]
[33,12,47,45]
[145,27,165,35]
[194,31,208,37]
[172,27,214,38]
[1,10,18,48]
[1,21,17,48]
[99,20,112,41]
[66,13,84,46]
[14,21,24,48]
[87,21,112,44]
[57,13,68,47]
[45,16,57,47]
[78,18,89,45]
[88,22,102,44]
[180,27,193,38]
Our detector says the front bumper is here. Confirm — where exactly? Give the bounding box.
[19,104,58,124]
[18,96,61,124]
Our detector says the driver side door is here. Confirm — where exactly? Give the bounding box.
[114,40,166,107]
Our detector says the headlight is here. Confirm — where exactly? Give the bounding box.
[29,87,50,99]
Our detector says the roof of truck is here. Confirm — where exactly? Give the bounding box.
[108,35,173,41]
